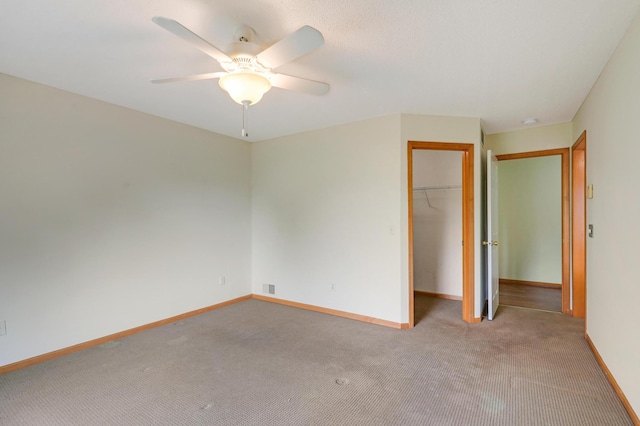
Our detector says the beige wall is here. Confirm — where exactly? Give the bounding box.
[572,13,640,414]
[0,74,252,367]
[252,115,403,322]
[485,123,572,155]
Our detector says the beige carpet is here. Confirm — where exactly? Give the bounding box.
[0,295,632,425]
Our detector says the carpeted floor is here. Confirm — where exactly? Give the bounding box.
[0,295,632,425]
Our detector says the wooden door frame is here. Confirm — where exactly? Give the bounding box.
[408,141,475,326]
[495,148,571,314]
[572,131,587,319]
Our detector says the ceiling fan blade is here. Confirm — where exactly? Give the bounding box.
[151,72,227,84]
[270,73,329,95]
[256,26,324,69]
[152,16,231,64]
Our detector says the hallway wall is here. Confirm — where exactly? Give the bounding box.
[571,12,640,415]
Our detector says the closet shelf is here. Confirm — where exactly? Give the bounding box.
[413,185,461,208]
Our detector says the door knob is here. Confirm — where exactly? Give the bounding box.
[482,241,499,246]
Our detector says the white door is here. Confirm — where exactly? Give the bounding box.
[486,150,499,320]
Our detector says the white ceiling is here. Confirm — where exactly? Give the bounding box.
[1,0,639,141]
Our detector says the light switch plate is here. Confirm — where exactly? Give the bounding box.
[588,224,594,238]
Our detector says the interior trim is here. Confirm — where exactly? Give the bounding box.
[253,294,409,329]
[586,334,639,425]
[572,131,587,319]
[499,278,561,289]
[408,141,475,326]
[0,295,252,375]
[414,290,462,301]
[1,293,413,375]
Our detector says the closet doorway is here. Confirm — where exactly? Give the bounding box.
[408,142,475,326]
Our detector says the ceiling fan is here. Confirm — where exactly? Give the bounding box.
[151,17,330,137]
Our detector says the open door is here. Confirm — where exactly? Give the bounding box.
[485,150,499,320]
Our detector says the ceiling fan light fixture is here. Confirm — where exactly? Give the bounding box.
[219,72,272,105]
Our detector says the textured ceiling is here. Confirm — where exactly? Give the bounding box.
[1,0,639,141]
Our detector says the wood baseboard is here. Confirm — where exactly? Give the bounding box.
[499,278,561,289]
[585,334,639,425]
[252,294,409,329]
[0,295,252,375]
[414,290,462,301]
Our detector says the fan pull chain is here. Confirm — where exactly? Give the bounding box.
[241,101,250,138]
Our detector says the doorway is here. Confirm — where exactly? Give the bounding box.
[408,141,475,326]
[572,131,587,319]
[412,151,463,302]
[495,149,570,313]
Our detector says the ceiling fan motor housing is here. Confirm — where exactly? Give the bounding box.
[233,24,255,43]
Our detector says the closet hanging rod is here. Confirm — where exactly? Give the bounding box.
[413,185,462,191]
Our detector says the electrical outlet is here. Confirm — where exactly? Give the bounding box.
[0,320,6,336]
[219,276,226,285]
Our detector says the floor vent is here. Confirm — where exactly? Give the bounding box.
[263,284,276,295]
